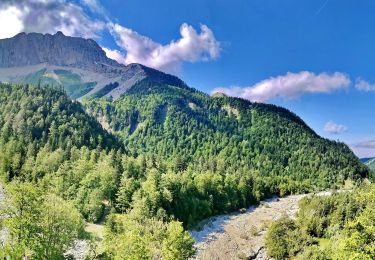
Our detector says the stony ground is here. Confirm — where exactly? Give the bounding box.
[190,192,333,260]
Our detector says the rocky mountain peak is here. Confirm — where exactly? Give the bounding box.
[0,32,189,100]
[0,31,121,70]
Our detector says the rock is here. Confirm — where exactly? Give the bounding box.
[0,32,189,100]
[64,240,89,260]
[239,208,247,214]
[0,32,120,70]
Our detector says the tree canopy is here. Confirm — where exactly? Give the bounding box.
[0,83,371,258]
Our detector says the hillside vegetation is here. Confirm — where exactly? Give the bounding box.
[0,83,370,259]
[0,84,193,259]
[84,81,368,201]
[366,158,375,172]
[265,184,375,259]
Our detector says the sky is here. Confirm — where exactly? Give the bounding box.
[0,0,375,157]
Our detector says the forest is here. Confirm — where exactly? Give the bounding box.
[0,83,371,259]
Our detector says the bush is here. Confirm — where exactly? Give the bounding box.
[265,216,296,260]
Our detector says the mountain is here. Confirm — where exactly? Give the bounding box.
[360,157,375,171]
[0,31,119,69]
[361,157,374,163]
[84,81,370,223]
[0,83,119,181]
[0,32,370,225]
[0,33,372,258]
[84,79,369,193]
[366,158,375,171]
[0,32,184,100]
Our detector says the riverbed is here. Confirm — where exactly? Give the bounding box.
[190,191,336,260]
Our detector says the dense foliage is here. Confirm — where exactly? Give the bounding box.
[0,84,195,258]
[265,184,375,259]
[0,182,84,259]
[0,84,118,181]
[104,212,195,259]
[366,158,375,172]
[84,81,368,210]
[0,83,371,258]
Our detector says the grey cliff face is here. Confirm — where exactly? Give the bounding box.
[0,31,121,70]
[0,31,187,100]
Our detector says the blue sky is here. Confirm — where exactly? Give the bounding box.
[1,0,375,157]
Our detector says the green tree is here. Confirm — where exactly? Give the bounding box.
[265,215,296,260]
[34,194,84,259]
[104,213,195,259]
[0,183,84,259]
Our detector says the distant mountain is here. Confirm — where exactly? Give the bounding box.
[360,157,375,171]
[360,157,374,163]
[365,158,375,171]
[0,32,184,100]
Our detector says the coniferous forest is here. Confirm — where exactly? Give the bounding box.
[0,83,372,259]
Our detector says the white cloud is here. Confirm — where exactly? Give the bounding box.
[0,0,105,39]
[81,0,107,17]
[0,5,24,39]
[107,22,221,73]
[323,121,348,134]
[355,78,375,92]
[350,139,375,158]
[102,47,127,64]
[81,0,101,12]
[0,1,221,73]
[212,71,351,102]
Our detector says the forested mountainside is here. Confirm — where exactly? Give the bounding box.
[84,79,369,198]
[0,83,370,259]
[0,84,119,181]
[0,84,194,258]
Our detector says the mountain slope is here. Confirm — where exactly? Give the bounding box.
[366,158,375,171]
[0,32,187,100]
[0,83,119,181]
[84,81,369,198]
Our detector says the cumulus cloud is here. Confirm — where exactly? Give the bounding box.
[81,0,107,17]
[355,78,375,92]
[350,139,375,158]
[0,5,24,39]
[354,140,375,149]
[212,71,351,102]
[0,1,221,73]
[102,47,127,64]
[81,0,102,12]
[0,0,105,39]
[107,22,221,73]
[323,121,348,134]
